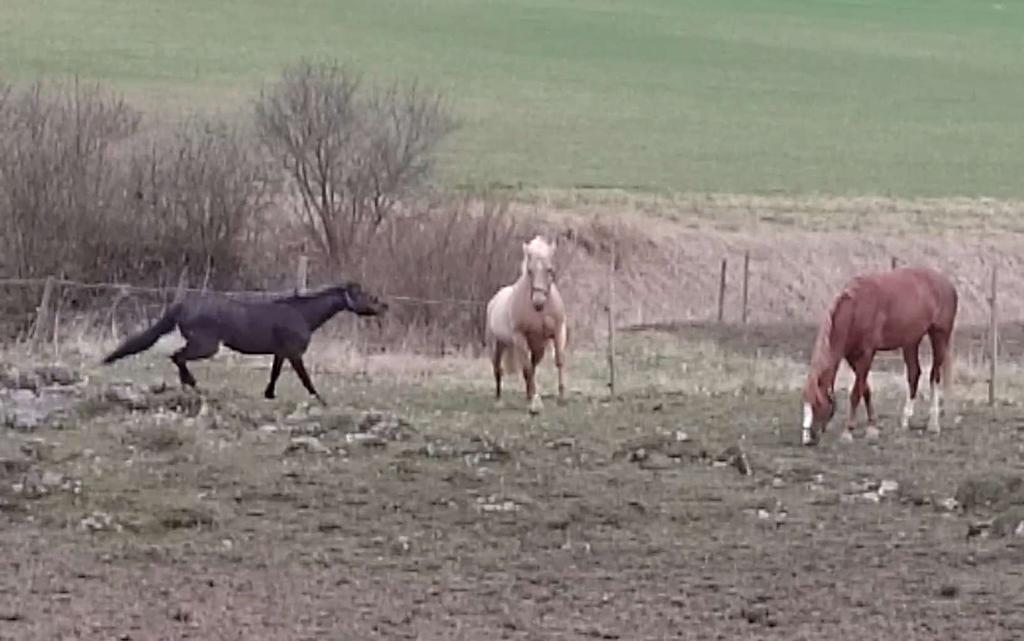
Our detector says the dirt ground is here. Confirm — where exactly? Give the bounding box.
[4,326,1024,641]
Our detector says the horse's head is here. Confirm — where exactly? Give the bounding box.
[801,374,835,446]
[334,282,388,317]
[521,236,557,311]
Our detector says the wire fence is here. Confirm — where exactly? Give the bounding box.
[0,250,1011,404]
[0,276,486,307]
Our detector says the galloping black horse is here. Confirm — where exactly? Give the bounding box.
[102,282,387,403]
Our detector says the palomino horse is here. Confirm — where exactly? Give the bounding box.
[801,266,958,446]
[102,283,387,403]
[485,236,568,414]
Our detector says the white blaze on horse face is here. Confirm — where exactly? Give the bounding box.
[802,402,813,445]
[523,237,555,310]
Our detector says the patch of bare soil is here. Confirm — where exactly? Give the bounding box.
[3,352,1024,640]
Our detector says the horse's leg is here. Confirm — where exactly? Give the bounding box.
[492,341,505,404]
[847,354,878,429]
[554,323,567,405]
[264,355,284,400]
[927,329,950,434]
[288,356,326,406]
[843,353,874,442]
[170,335,220,390]
[526,346,544,414]
[862,382,880,441]
[900,343,922,430]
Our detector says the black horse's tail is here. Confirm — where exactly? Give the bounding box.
[102,304,181,364]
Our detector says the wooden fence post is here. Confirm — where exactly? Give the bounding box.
[52,273,66,355]
[741,251,750,325]
[607,241,617,397]
[717,258,727,324]
[201,256,213,293]
[173,266,188,305]
[891,256,898,270]
[296,254,309,294]
[31,276,55,349]
[989,264,999,406]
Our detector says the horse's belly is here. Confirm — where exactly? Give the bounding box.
[878,318,931,350]
[223,340,268,355]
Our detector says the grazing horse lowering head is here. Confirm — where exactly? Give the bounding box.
[324,281,389,317]
[799,266,958,446]
[801,374,836,444]
[521,236,557,311]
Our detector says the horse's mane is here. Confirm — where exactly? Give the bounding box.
[270,283,357,304]
[808,283,858,380]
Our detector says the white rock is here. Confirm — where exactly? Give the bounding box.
[878,479,899,497]
[41,470,64,488]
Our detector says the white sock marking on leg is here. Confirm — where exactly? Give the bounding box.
[929,384,941,432]
[802,402,813,445]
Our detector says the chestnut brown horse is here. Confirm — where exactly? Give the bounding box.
[801,266,958,446]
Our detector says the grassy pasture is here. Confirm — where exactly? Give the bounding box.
[3,0,1024,197]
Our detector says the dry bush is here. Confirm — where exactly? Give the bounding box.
[0,80,140,280]
[121,116,275,290]
[0,81,277,336]
[0,80,140,330]
[364,196,526,349]
[254,59,456,269]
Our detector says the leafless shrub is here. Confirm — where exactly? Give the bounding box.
[0,80,140,330]
[0,81,277,336]
[121,117,275,289]
[366,196,525,347]
[254,60,456,269]
[0,79,140,281]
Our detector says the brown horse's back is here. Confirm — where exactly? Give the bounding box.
[843,266,957,351]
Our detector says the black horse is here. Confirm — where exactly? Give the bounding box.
[101,282,387,403]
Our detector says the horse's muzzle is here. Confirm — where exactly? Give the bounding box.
[531,289,548,311]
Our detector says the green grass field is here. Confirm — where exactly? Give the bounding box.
[3,0,1024,197]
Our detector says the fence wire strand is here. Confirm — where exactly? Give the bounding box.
[0,277,486,308]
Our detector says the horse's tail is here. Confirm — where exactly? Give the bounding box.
[942,281,958,396]
[102,304,181,364]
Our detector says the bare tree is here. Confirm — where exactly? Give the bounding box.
[254,60,456,269]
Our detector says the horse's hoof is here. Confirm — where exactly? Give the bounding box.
[927,422,941,435]
[528,395,544,415]
[839,431,855,444]
[865,425,881,442]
